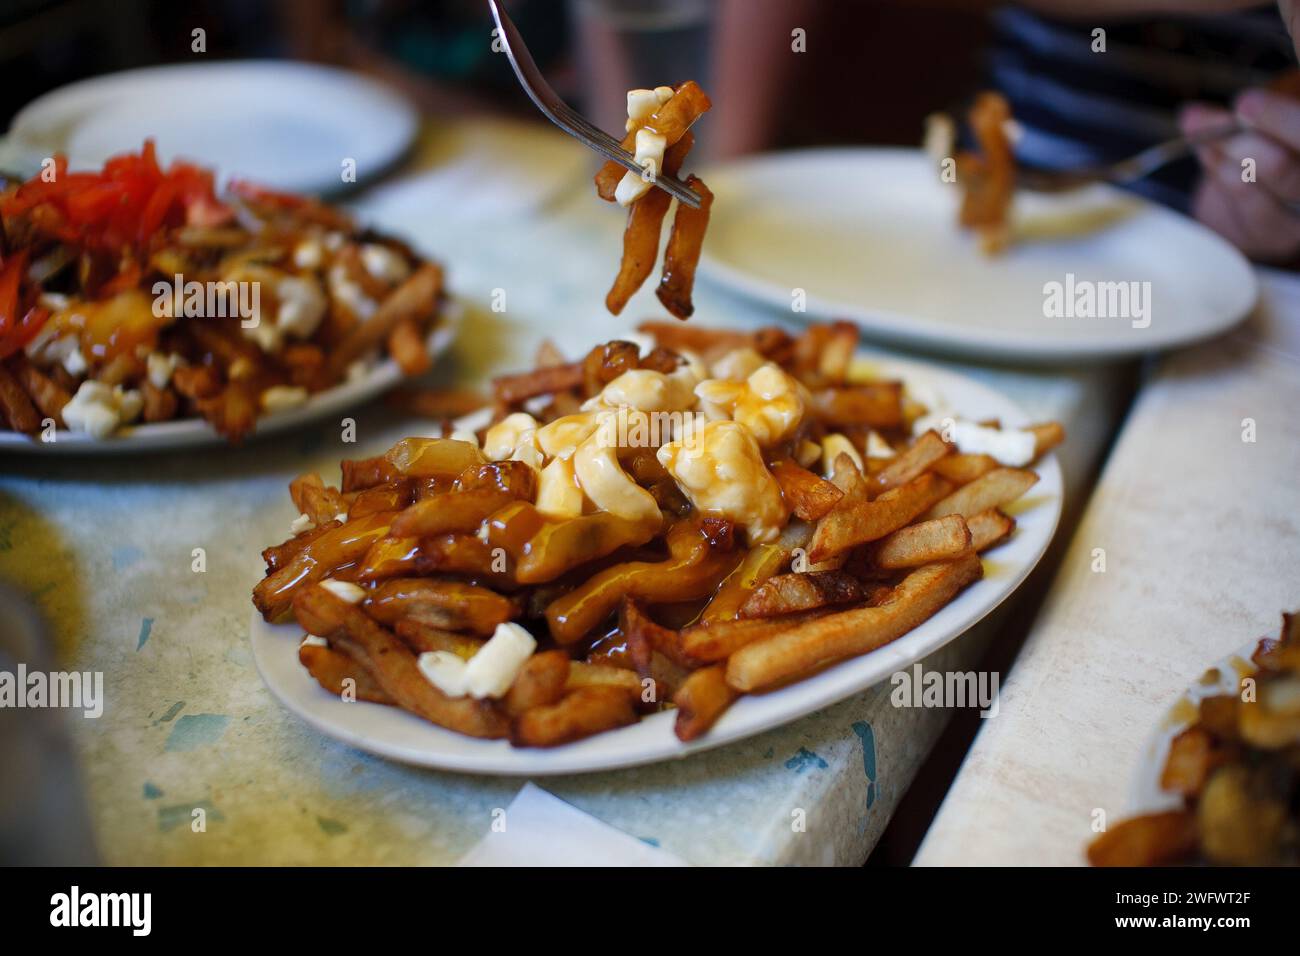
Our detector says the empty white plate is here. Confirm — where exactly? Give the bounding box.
[250,354,1063,775]
[7,60,418,194]
[699,148,1257,363]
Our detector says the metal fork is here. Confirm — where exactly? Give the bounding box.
[487,0,702,208]
[1017,122,1242,193]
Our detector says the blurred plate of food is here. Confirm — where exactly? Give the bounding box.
[697,147,1257,363]
[0,143,457,452]
[249,323,1063,775]
[1092,613,1300,866]
[3,60,418,195]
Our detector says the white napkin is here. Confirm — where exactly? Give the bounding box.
[457,783,687,867]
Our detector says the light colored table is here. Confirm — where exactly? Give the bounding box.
[0,121,1130,865]
[915,268,1300,867]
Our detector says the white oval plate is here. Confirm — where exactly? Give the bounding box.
[250,355,1063,775]
[0,311,458,455]
[6,60,418,194]
[698,148,1257,363]
[1128,641,1259,815]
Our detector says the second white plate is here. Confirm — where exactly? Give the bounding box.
[698,148,1257,363]
[250,353,1063,775]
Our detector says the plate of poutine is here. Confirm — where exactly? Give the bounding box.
[1089,612,1300,866]
[0,142,456,452]
[696,146,1256,362]
[250,322,1063,774]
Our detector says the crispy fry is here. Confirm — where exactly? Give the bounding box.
[922,467,1038,521]
[290,472,348,526]
[340,455,401,492]
[9,356,70,425]
[390,487,520,538]
[253,512,391,620]
[808,470,945,564]
[0,362,42,433]
[865,514,972,570]
[1160,726,1221,797]
[674,665,739,742]
[726,553,983,692]
[870,429,951,494]
[655,175,713,319]
[262,518,342,572]
[392,620,484,658]
[739,570,868,619]
[606,132,693,315]
[1028,421,1066,460]
[511,686,637,747]
[385,386,488,419]
[388,316,433,376]
[679,611,828,665]
[294,584,508,738]
[699,521,812,624]
[769,459,844,521]
[594,80,712,200]
[966,507,1016,552]
[364,577,516,635]
[299,641,393,704]
[492,362,584,405]
[812,384,903,430]
[326,262,442,379]
[1086,811,1197,867]
[503,649,570,717]
[931,453,999,485]
[566,661,643,698]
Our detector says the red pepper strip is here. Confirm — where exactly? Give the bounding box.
[0,251,28,338]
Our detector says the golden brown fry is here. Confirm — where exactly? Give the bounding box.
[674,666,739,742]
[385,386,488,420]
[922,467,1038,521]
[1086,810,1198,867]
[390,487,519,538]
[812,384,903,430]
[621,598,693,670]
[1160,726,1220,797]
[594,81,712,200]
[364,577,517,635]
[384,436,485,478]
[956,91,1016,255]
[808,470,945,564]
[865,514,972,570]
[0,361,44,434]
[326,262,442,379]
[726,553,983,692]
[299,641,393,704]
[392,620,484,658]
[870,429,951,494]
[492,362,584,405]
[566,661,643,698]
[9,356,70,425]
[1028,421,1066,460]
[253,512,392,620]
[966,508,1016,552]
[290,472,348,526]
[738,570,869,619]
[679,611,827,665]
[931,453,999,486]
[655,175,713,320]
[769,459,844,521]
[503,649,570,718]
[699,521,812,624]
[261,518,342,572]
[388,316,433,376]
[294,584,508,738]
[511,686,637,747]
[605,132,693,315]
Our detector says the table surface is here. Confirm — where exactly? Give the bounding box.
[915,268,1300,866]
[0,119,1227,866]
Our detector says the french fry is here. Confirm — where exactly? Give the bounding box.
[966,508,1016,552]
[290,472,348,526]
[326,262,442,379]
[699,521,812,624]
[674,666,739,742]
[1028,421,1066,460]
[385,386,488,419]
[738,570,868,619]
[1086,811,1198,867]
[594,80,712,200]
[1159,726,1220,797]
[9,356,70,424]
[655,175,713,320]
[808,470,946,563]
[503,649,570,717]
[566,661,643,698]
[253,512,392,620]
[364,578,517,635]
[932,453,998,486]
[621,598,693,669]
[865,514,972,570]
[679,611,828,665]
[392,620,484,658]
[606,132,693,315]
[492,362,584,405]
[388,316,433,376]
[511,686,637,747]
[294,584,508,738]
[340,455,401,492]
[0,361,44,433]
[299,641,393,704]
[261,518,342,572]
[390,487,519,538]
[870,429,951,494]
[726,553,983,692]
[769,459,844,521]
[922,467,1038,521]
[812,384,903,430]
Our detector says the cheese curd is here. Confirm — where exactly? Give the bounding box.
[695,363,806,447]
[574,434,661,523]
[61,381,143,439]
[709,347,766,382]
[320,579,366,604]
[535,456,584,519]
[658,420,788,543]
[483,412,544,470]
[535,413,601,461]
[584,365,699,414]
[260,385,309,414]
[417,621,537,699]
[615,85,677,206]
[819,433,864,478]
[948,419,1035,466]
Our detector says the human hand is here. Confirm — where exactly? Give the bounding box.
[1181,88,1300,263]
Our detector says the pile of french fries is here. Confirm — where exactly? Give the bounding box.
[1089,611,1300,867]
[254,321,1063,747]
[599,81,713,319]
[0,142,448,442]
